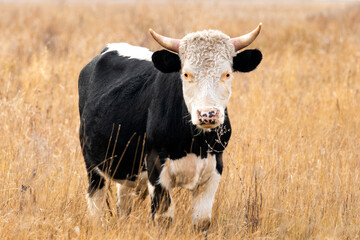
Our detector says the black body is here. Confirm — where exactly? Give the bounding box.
[79,50,231,194]
[79,47,262,219]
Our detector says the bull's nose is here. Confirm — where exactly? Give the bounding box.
[197,108,220,126]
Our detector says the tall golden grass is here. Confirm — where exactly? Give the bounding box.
[0,1,359,239]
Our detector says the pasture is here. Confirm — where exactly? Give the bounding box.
[0,1,359,239]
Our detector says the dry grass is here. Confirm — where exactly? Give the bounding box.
[1,1,360,239]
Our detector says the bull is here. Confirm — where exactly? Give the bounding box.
[78,24,262,230]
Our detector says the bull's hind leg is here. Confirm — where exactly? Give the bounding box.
[116,171,148,217]
[116,183,133,216]
[86,167,107,219]
[146,151,174,224]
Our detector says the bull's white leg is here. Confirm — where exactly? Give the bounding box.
[116,183,133,216]
[191,170,221,230]
[147,181,155,199]
[116,172,148,217]
[86,187,107,219]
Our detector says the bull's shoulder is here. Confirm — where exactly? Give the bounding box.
[91,43,155,82]
[80,43,158,118]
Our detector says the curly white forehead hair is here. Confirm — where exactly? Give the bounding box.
[178,30,235,69]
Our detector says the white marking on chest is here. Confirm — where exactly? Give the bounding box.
[159,153,217,190]
[102,43,153,61]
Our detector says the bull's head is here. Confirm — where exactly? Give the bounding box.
[150,24,262,129]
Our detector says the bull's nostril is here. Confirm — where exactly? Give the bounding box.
[196,108,220,126]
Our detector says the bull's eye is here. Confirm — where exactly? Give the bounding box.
[183,72,194,83]
[221,72,232,82]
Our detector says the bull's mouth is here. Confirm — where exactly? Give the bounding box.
[195,121,221,130]
[199,124,218,129]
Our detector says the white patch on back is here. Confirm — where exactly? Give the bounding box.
[102,43,153,61]
[159,153,217,190]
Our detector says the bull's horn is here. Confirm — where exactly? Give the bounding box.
[149,28,180,53]
[231,23,262,52]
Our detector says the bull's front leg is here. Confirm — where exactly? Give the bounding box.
[146,150,174,224]
[191,153,223,231]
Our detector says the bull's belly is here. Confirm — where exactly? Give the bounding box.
[159,153,217,190]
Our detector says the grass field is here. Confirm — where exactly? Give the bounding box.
[0,1,360,239]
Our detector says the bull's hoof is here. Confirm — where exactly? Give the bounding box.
[194,219,211,232]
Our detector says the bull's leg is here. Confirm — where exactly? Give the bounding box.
[191,171,221,231]
[147,181,174,222]
[146,150,174,223]
[86,167,107,219]
[191,168,221,231]
[116,171,148,217]
[116,183,133,216]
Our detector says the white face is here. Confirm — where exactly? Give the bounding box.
[178,30,236,129]
[181,61,233,128]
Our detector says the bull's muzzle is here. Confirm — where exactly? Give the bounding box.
[197,108,220,128]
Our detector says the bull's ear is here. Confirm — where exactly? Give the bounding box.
[152,50,181,73]
[233,49,262,72]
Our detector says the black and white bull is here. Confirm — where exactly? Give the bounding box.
[78,24,262,230]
